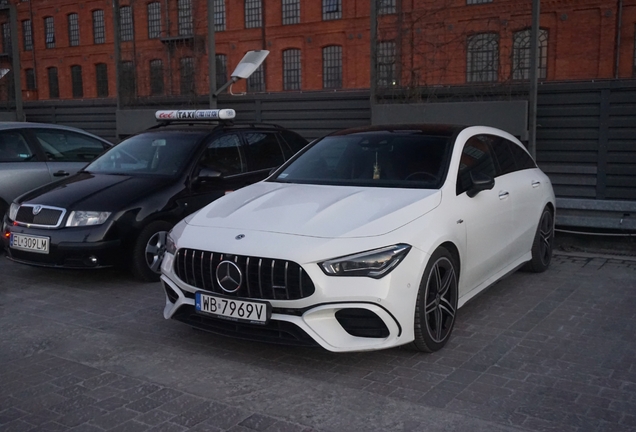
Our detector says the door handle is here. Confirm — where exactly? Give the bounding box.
[53,170,70,177]
[532,181,541,188]
[498,191,509,199]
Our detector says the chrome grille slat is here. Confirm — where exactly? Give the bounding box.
[284,262,289,300]
[258,258,264,298]
[246,257,251,298]
[174,248,314,300]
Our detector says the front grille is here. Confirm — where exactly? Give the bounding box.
[15,205,65,227]
[174,248,315,300]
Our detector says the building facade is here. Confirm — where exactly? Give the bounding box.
[1,0,636,102]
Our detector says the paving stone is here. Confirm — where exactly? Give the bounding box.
[2,250,636,432]
[239,413,278,431]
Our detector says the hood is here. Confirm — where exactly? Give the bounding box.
[19,172,173,211]
[186,182,441,238]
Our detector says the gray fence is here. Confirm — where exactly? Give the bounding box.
[536,81,636,229]
[21,82,636,229]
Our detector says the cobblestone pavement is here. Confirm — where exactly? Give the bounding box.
[1,249,635,432]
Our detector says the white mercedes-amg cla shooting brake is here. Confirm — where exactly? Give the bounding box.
[160,125,556,353]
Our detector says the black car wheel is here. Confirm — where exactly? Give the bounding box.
[524,206,554,273]
[411,247,458,352]
[131,220,173,282]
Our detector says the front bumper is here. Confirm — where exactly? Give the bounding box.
[160,246,429,353]
[3,219,121,269]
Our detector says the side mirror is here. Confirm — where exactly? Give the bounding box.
[467,171,495,198]
[196,168,223,182]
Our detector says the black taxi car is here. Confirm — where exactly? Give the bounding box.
[2,109,308,281]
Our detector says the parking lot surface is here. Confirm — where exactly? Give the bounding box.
[1,249,635,432]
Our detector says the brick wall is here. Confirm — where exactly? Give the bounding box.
[4,0,636,102]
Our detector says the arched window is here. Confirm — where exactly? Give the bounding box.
[467,33,499,82]
[245,0,262,28]
[178,0,193,36]
[67,14,79,46]
[512,29,548,80]
[282,0,300,25]
[147,2,162,39]
[150,59,164,95]
[322,45,342,89]
[71,65,83,98]
[283,49,301,90]
[377,40,396,86]
[92,10,105,44]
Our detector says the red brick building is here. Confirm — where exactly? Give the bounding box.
[2,0,636,101]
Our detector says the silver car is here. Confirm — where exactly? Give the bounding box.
[0,122,113,219]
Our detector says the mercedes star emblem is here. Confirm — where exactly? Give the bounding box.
[216,260,243,293]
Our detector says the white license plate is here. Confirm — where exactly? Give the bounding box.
[10,233,50,254]
[195,292,270,324]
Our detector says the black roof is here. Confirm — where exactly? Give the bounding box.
[330,124,467,137]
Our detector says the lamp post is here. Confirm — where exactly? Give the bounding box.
[207,0,216,108]
[528,0,540,159]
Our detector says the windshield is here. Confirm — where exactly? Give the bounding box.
[85,131,206,176]
[272,132,452,188]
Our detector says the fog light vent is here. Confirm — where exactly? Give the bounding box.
[335,308,389,338]
[163,282,179,304]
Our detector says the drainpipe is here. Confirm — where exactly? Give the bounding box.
[9,4,23,121]
[370,0,378,119]
[614,0,623,79]
[113,0,121,110]
[28,0,37,94]
[207,0,216,108]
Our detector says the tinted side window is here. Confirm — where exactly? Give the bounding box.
[279,130,308,158]
[244,132,285,171]
[491,136,516,176]
[0,130,35,162]
[456,135,497,195]
[507,139,537,170]
[32,129,109,162]
[200,133,245,176]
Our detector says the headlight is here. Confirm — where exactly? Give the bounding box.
[165,233,176,255]
[9,202,20,221]
[319,244,411,279]
[65,211,111,227]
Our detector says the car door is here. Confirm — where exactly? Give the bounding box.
[242,130,287,175]
[453,134,514,294]
[182,132,265,214]
[25,128,111,180]
[0,129,50,208]
[504,139,546,258]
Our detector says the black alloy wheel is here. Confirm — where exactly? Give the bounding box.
[524,206,554,273]
[131,220,173,282]
[411,247,458,352]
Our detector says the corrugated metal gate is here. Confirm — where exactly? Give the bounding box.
[536,81,636,229]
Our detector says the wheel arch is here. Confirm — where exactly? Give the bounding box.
[437,241,461,281]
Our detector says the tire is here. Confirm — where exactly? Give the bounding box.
[523,206,554,273]
[410,247,459,352]
[0,200,7,253]
[131,221,173,282]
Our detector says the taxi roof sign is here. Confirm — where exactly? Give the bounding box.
[155,109,236,121]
